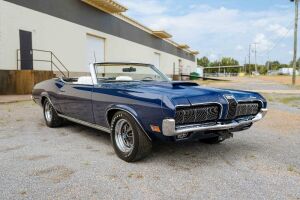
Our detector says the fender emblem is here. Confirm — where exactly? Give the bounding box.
[224,95,235,100]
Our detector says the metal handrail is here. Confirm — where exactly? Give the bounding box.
[16,49,70,77]
[52,61,67,77]
[51,53,69,74]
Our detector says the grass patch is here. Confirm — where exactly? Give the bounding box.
[287,165,300,176]
[287,165,295,172]
[279,96,300,104]
[83,161,90,166]
[261,94,274,102]
[262,93,300,106]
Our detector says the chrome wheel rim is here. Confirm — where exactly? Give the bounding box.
[115,119,134,153]
[44,101,52,122]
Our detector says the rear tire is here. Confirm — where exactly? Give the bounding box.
[111,111,152,162]
[43,99,63,128]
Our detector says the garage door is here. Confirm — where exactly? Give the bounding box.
[86,34,104,66]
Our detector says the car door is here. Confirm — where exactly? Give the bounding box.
[58,83,94,123]
[91,84,111,128]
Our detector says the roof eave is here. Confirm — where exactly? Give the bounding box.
[82,0,127,14]
[152,31,172,39]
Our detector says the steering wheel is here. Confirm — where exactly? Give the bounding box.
[141,77,154,81]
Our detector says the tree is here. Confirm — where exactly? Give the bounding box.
[258,65,268,75]
[266,61,281,70]
[197,56,210,67]
[209,60,221,67]
[220,57,239,66]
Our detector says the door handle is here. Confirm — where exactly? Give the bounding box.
[60,89,66,93]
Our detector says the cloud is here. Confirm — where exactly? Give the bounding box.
[236,45,244,51]
[123,1,294,63]
[253,33,274,52]
[267,24,293,38]
[209,53,218,60]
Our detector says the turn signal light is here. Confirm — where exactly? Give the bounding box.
[150,125,161,133]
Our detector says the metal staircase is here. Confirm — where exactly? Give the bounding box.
[16,49,70,77]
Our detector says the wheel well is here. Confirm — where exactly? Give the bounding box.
[106,108,152,141]
[41,96,47,106]
[106,109,120,126]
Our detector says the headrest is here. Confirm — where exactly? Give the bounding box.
[76,76,93,85]
[115,76,133,81]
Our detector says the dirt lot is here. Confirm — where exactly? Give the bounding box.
[259,75,300,87]
[1,78,300,200]
[196,76,300,90]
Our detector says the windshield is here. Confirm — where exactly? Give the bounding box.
[94,63,170,83]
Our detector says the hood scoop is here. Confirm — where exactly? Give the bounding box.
[171,81,199,88]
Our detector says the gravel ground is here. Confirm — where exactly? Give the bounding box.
[1,81,300,200]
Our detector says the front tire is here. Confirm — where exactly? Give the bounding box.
[43,99,63,128]
[111,111,152,162]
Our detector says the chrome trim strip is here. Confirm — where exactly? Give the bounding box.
[162,109,267,137]
[175,104,191,108]
[58,114,111,133]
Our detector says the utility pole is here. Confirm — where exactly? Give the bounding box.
[291,0,299,85]
[244,56,247,73]
[267,53,270,73]
[218,54,221,77]
[248,44,252,75]
[254,43,258,72]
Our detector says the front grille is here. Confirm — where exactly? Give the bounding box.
[175,104,220,125]
[235,102,260,118]
[226,101,261,119]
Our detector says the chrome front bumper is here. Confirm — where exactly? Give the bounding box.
[162,109,268,137]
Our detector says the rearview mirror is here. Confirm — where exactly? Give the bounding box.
[122,67,136,72]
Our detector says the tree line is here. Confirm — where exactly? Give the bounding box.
[197,56,299,74]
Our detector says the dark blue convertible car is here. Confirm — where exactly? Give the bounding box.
[32,62,267,162]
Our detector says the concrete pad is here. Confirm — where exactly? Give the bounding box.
[0,95,31,104]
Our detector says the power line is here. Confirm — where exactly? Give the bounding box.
[259,21,294,56]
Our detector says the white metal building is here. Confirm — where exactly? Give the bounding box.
[0,0,198,77]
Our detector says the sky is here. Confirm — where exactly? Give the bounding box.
[119,0,296,65]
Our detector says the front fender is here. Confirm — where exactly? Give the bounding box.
[106,104,139,124]
[105,104,152,140]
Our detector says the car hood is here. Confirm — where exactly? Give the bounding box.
[110,81,266,107]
